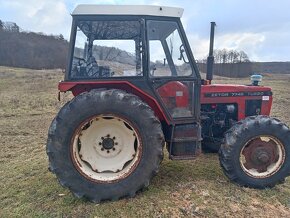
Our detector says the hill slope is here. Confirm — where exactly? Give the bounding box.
[0,30,68,69]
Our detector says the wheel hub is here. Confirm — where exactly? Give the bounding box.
[102,137,115,150]
[251,146,272,165]
[257,151,270,163]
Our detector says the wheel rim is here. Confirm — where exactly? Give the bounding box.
[71,115,142,183]
[240,135,285,178]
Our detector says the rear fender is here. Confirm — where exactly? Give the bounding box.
[59,81,169,124]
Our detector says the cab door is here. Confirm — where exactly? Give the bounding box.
[146,19,201,123]
[147,19,202,159]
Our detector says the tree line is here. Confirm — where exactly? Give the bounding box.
[0,20,68,69]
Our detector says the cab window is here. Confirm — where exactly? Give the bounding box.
[147,20,192,77]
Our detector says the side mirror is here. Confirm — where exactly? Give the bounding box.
[179,44,189,63]
[150,65,157,76]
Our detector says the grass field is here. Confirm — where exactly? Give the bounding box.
[1,66,290,217]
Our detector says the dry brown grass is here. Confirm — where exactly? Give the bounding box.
[1,66,290,217]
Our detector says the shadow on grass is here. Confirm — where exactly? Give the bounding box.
[150,152,224,187]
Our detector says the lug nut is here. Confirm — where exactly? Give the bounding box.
[112,148,116,151]
[101,137,104,140]
[107,150,110,153]
[107,134,110,137]
[115,142,118,145]
[99,142,102,145]
[101,148,104,151]
[113,137,116,140]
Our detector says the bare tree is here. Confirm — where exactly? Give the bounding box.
[196,49,252,77]
[239,51,250,62]
[3,22,20,32]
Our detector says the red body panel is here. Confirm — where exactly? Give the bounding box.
[201,84,273,120]
[59,81,273,122]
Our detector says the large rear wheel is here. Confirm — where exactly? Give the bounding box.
[47,89,164,202]
[219,115,290,188]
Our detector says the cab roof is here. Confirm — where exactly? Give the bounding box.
[72,5,184,18]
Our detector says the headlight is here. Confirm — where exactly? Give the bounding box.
[251,74,263,86]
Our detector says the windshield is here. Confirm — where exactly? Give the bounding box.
[70,20,143,79]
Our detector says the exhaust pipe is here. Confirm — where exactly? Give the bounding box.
[206,22,216,84]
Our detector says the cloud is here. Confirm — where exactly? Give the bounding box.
[216,32,265,60]
[187,34,210,60]
[31,1,70,35]
[0,0,71,37]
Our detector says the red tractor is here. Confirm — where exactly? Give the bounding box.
[47,5,290,202]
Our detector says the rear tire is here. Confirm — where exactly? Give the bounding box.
[219,115,290,188]
[47,89,164,202]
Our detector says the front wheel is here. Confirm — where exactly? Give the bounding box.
[219,115,290,188]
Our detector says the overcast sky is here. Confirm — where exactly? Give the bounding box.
[0,0,289,62]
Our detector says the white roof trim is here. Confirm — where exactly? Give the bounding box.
[72,5,184,18]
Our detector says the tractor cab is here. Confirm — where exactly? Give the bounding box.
[60,5,202,159]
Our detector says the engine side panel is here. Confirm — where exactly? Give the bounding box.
[201,84,273,120]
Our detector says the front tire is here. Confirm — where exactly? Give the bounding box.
[47,89,164,202]
[219,115,290,188]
